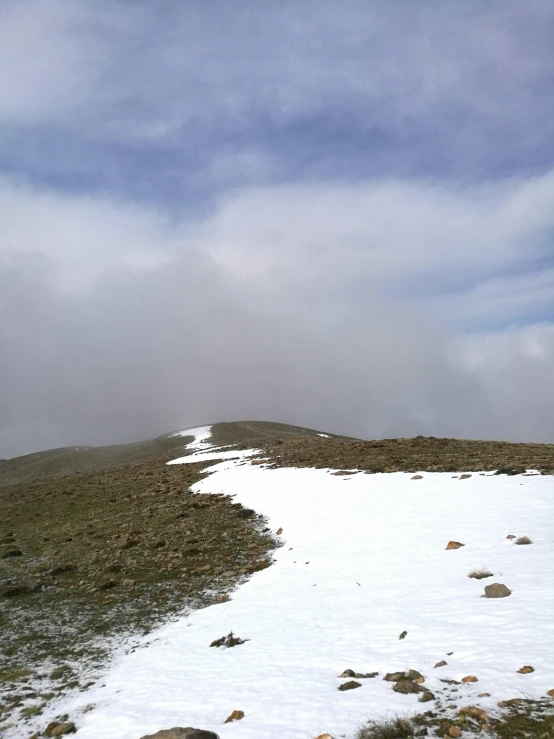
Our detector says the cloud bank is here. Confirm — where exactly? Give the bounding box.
[1,1,553,456]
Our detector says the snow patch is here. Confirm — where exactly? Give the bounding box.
[41,464,554,739]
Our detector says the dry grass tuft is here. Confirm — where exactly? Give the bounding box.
[355,717,416,739]
[468,568,493,580]
[515,535,533,545]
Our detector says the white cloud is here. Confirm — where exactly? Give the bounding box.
[0,0,103,124]
[1,173,553,455]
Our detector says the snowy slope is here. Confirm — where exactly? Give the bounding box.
[42,428,553,739]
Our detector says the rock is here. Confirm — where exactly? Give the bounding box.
[547,689,554,698]
[384,672,407,682]
[209,632,248,648]
[399,630,408,639]
[393,680,424,694]
[484,583,511,598]
[434,660,447,668]
[478,693,491,697]
[339,669,356,678]
[338,680,361,691]
[99,579,118,590]
[461,675,478,683]
[139,730,220,739]
[411,475,423,480]
[459,707,488,721]
[506,534,516,539]
[459,474,472,480]
[448,726,462,737]
[498,698,522,708]
[355,672,378,679]
[122,579,136,588]
[276,527,283,535]
[446,541,464,550]
[50,723,76,736]
[224,710,244,723]
[407,669,424,682]
[419,691,435,702]
[517,665,534,674]
[315,735,334,739]
[218,594,230,603]
[494,468,525,476]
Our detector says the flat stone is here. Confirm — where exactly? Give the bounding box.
[140,730,220,739]
[338,680,361,691]
[446,541,464,550]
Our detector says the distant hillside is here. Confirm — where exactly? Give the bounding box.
[0,421,345,484]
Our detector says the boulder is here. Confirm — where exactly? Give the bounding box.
[484,583,511,598]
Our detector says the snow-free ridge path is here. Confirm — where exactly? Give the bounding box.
[44,427,554,739]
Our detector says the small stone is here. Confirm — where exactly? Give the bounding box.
[393,680,424,694]
[484,583,511,598]
[314,735,334,739]
[407,669,424,682]
[218,594,230,603]
[121,579,135,588]
[547,689,554,698]
[434,660,448,668]
[276,527,283,535]
[354,672,379,679]
[517,665,534,674]
[459,474,472,480]
[399,630,408,639]
[50,723,76,736]
[338,680,361,691]
[446,541,464,550]
[384,672,406,682]
[506,534,516,539]
[339,669,356,678]
[448,727,462,737]
[461,675,478,683]
[139,730,220,739]
[478,693,491,697]
[419,690,435,703]
[459,706,488,721]
[411,475,423,480]
[221,571,237,578]
[224,710,244,723]
[498,698,522,708]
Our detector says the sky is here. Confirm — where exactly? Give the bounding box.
[1,0,554,457]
